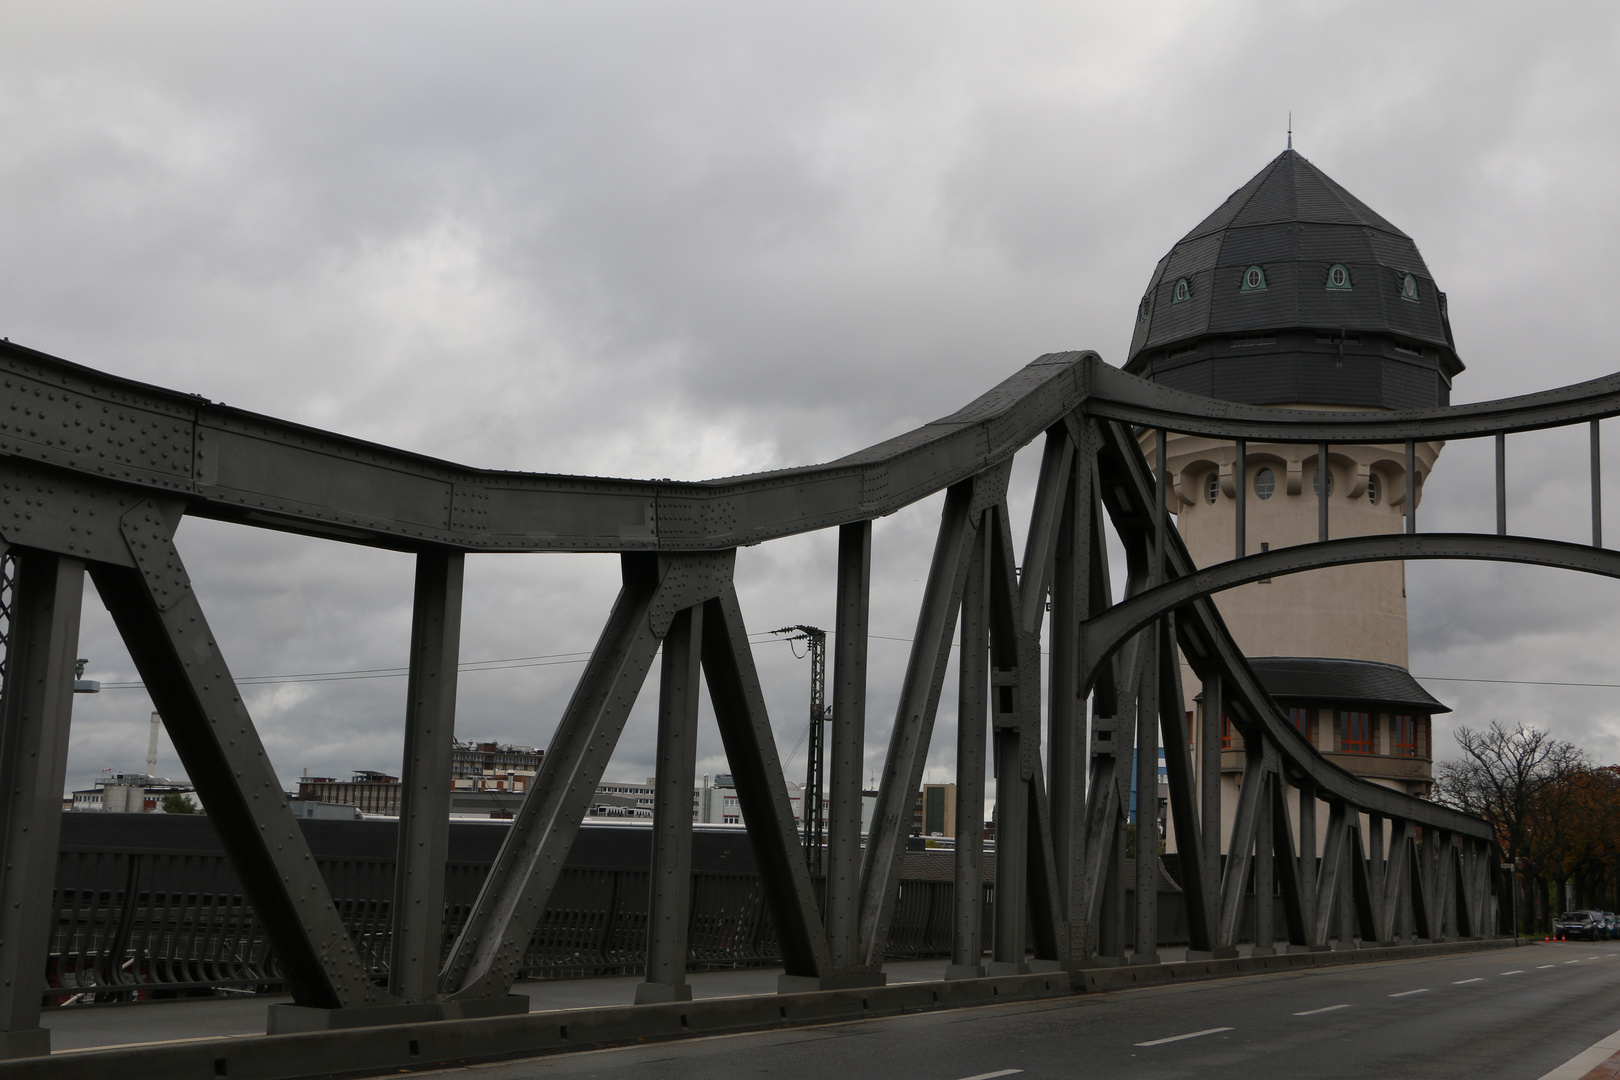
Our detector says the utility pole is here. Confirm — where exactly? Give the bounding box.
[772,625,828,875]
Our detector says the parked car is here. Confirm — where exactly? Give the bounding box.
[1554,910,1607,941]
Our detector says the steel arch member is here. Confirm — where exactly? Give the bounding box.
[1085,361,1620,442]
[1080,532,1620,699]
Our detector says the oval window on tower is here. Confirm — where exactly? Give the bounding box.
[1241,265,1267,291]
[1368,473,1380,505]
[1172,278,1192,304]
[1327,263,1352,290]
[1206,474,1219,503]
[1254,467,1276,500]
[1401,273,1420,301]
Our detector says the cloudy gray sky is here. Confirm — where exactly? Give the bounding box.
[4,1,1620,798]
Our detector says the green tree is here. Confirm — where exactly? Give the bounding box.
[160,792,200,815]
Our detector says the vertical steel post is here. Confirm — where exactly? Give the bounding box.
[1154,430,1167,585]
[1496,432,1507,536]
[1317,442,1330,543]
[1297,779,1318,951]
[1593,421,1603,548]
[990,717,1029,972]
[1252,771,1276,955]
[827,521,871,971]
[0,553,84,1059]
[988,506,1030,975]
[1131,629,1161,965]
[638,604,704,1003]
[1047,467,1082,944]
[1200,674,1223,896]
[1405,440,1417,534]
[1234,439,1246,561]
[952,528,989,977]
[389,550,464,1002]
[1367,812,1387,944]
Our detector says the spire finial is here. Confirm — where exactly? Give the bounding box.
[1287,112,1292,151]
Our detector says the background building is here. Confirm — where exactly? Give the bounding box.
[1126,148,1462,845]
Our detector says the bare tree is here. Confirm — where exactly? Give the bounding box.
[1433,720,1588,926]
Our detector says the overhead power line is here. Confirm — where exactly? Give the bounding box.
[90,629,1607,694]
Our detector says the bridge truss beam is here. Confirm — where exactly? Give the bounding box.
[0,342,1568,1058]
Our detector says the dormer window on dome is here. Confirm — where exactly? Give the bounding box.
[1124,149,1463,409]
[1137,297,1151,324]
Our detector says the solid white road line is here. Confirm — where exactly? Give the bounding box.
[1293,1004,1351,1016]
[1535,1024,1620,1080]
[1501,970,1526,975]
[1389,989,1430,997]
[955,1071,1024,1080]
[1452,978,1484,984]
[1134,1027,1234,1047]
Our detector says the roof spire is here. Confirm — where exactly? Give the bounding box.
[1287,112,1292,151]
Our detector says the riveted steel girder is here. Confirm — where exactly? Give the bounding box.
[1085,361,1620,442]
[88,503,397,1010]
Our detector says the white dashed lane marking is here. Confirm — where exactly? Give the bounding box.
[1453,978,1484,984]
[1135,1028,1234,1047]
[1502,970,1526,975]
[1538,965,1558,969]
[955,1071,1023,1080]
[1390,989,1430,997]
[1294,1004,1351,1016]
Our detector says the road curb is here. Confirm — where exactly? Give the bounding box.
[1074,936,1521,993]
[1,938,1520,1080]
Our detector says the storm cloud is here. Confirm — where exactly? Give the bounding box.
[4,1,1620,796]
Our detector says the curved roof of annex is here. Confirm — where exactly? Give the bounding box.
[1125,149,1462,374]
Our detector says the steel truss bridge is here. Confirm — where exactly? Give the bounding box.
[2,339,1608,1060]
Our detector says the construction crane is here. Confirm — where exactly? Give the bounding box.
[771,625,829,876]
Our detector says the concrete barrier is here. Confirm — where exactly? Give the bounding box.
[2,938,1520,1080]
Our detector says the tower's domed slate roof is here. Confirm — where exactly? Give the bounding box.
[1125,149,1463,409]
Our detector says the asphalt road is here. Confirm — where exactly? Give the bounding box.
[419,942,1620,1080]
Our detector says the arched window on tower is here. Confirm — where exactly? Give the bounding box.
[1401,273,1420,301]
[1241,265,1267,292]
[1326,263,1352,290]
[1172,277,1192,304]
